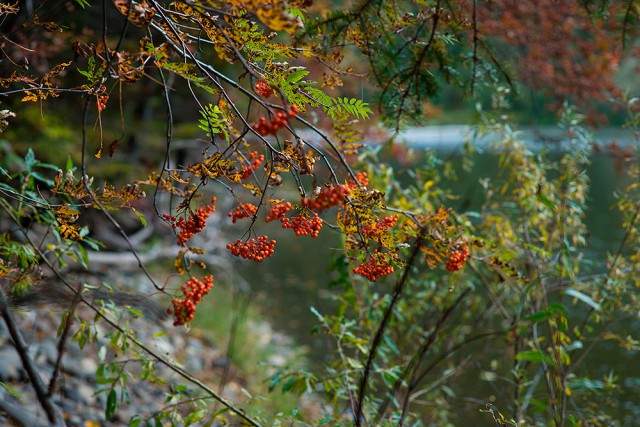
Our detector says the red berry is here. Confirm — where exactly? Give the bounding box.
[171,275,214,326]
[228,203,258,223]
[446,247,469,271]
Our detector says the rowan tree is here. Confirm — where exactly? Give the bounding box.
[0,0,638,426]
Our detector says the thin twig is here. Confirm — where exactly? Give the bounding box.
[0,281,65,426]
[398,287,472,424]
[354,230,426,426]
[1,207,266,427]
[47,282,85,397]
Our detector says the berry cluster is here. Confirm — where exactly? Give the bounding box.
[240,151,264,179]
[301,185,350,211]
[362,215,398,238]
[265,202,292,222]
[254,80,273,98]
[227,236,276,262]
[96,94,109,111]
[353,252,395,281]
[446,247,469,272]
[348,171,369,189]
[251,105,299,136]
[168,275,214,326]
[281,213,323,237]
[228,203,258,223]
[163,197,217,246]
[94,85,108,111]
[239,151,265,180]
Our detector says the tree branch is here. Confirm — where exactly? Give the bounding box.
[0,280,65,426]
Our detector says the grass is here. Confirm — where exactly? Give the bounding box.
[191,278,310,416]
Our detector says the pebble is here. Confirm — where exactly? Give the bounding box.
[0,347,24,381]
[0,304,247,426]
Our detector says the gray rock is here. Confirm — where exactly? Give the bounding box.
[0,347,24,381]
[37,337,59,365]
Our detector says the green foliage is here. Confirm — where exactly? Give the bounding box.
[325,97,373,121]
[0,1,638,426]
[74,0,91,9]
[198,103,230,143]
[78,56,105,87]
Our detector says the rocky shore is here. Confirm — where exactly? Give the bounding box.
[0,302,250,426]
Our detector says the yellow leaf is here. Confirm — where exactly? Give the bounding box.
[58,224,83,241]
[175,249,186,275]
[21,92,38,102]
[241,183,262,196]
[56,205,80,219]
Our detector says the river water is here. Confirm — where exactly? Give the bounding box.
[232,126,639,425]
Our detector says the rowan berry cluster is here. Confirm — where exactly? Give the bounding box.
[228,203,258,223]
[281,213,323,237]
[301,184,350,211]
[168,275,214,326]
[163,197,217,246]
[353,252,395,281]
[239,151,265,179]
[254,80,273,98]
[362,215,398,238]
[226,236,276,262]
[348,171,369,189]
[96,94,109,111]
[94,85,108,111]
[251,105,299,136]
[446,247,469,272]
[265,202,292,222]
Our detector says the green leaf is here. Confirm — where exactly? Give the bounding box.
[326,97,373,120]
[516,350,553,365]
[286,69,309,84]
[524,311,553,323]
[310,306,324,321]
[30,171,53,186]
[537,193,556,211]
[305,87,332,107]
[565,288,601,311]
[547,303,568,315]
[566,340,583,351]
[184,409,206,425]
[106,389,118,420]
[1,382,24,401]
[127,306,143,318]
[76,245,89,269]
[24,148,35,171]
[269,371,283,392]
[282,377,297,393]
[132,208,147,227]
[525,303,567,323]
[288,7,305,21]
